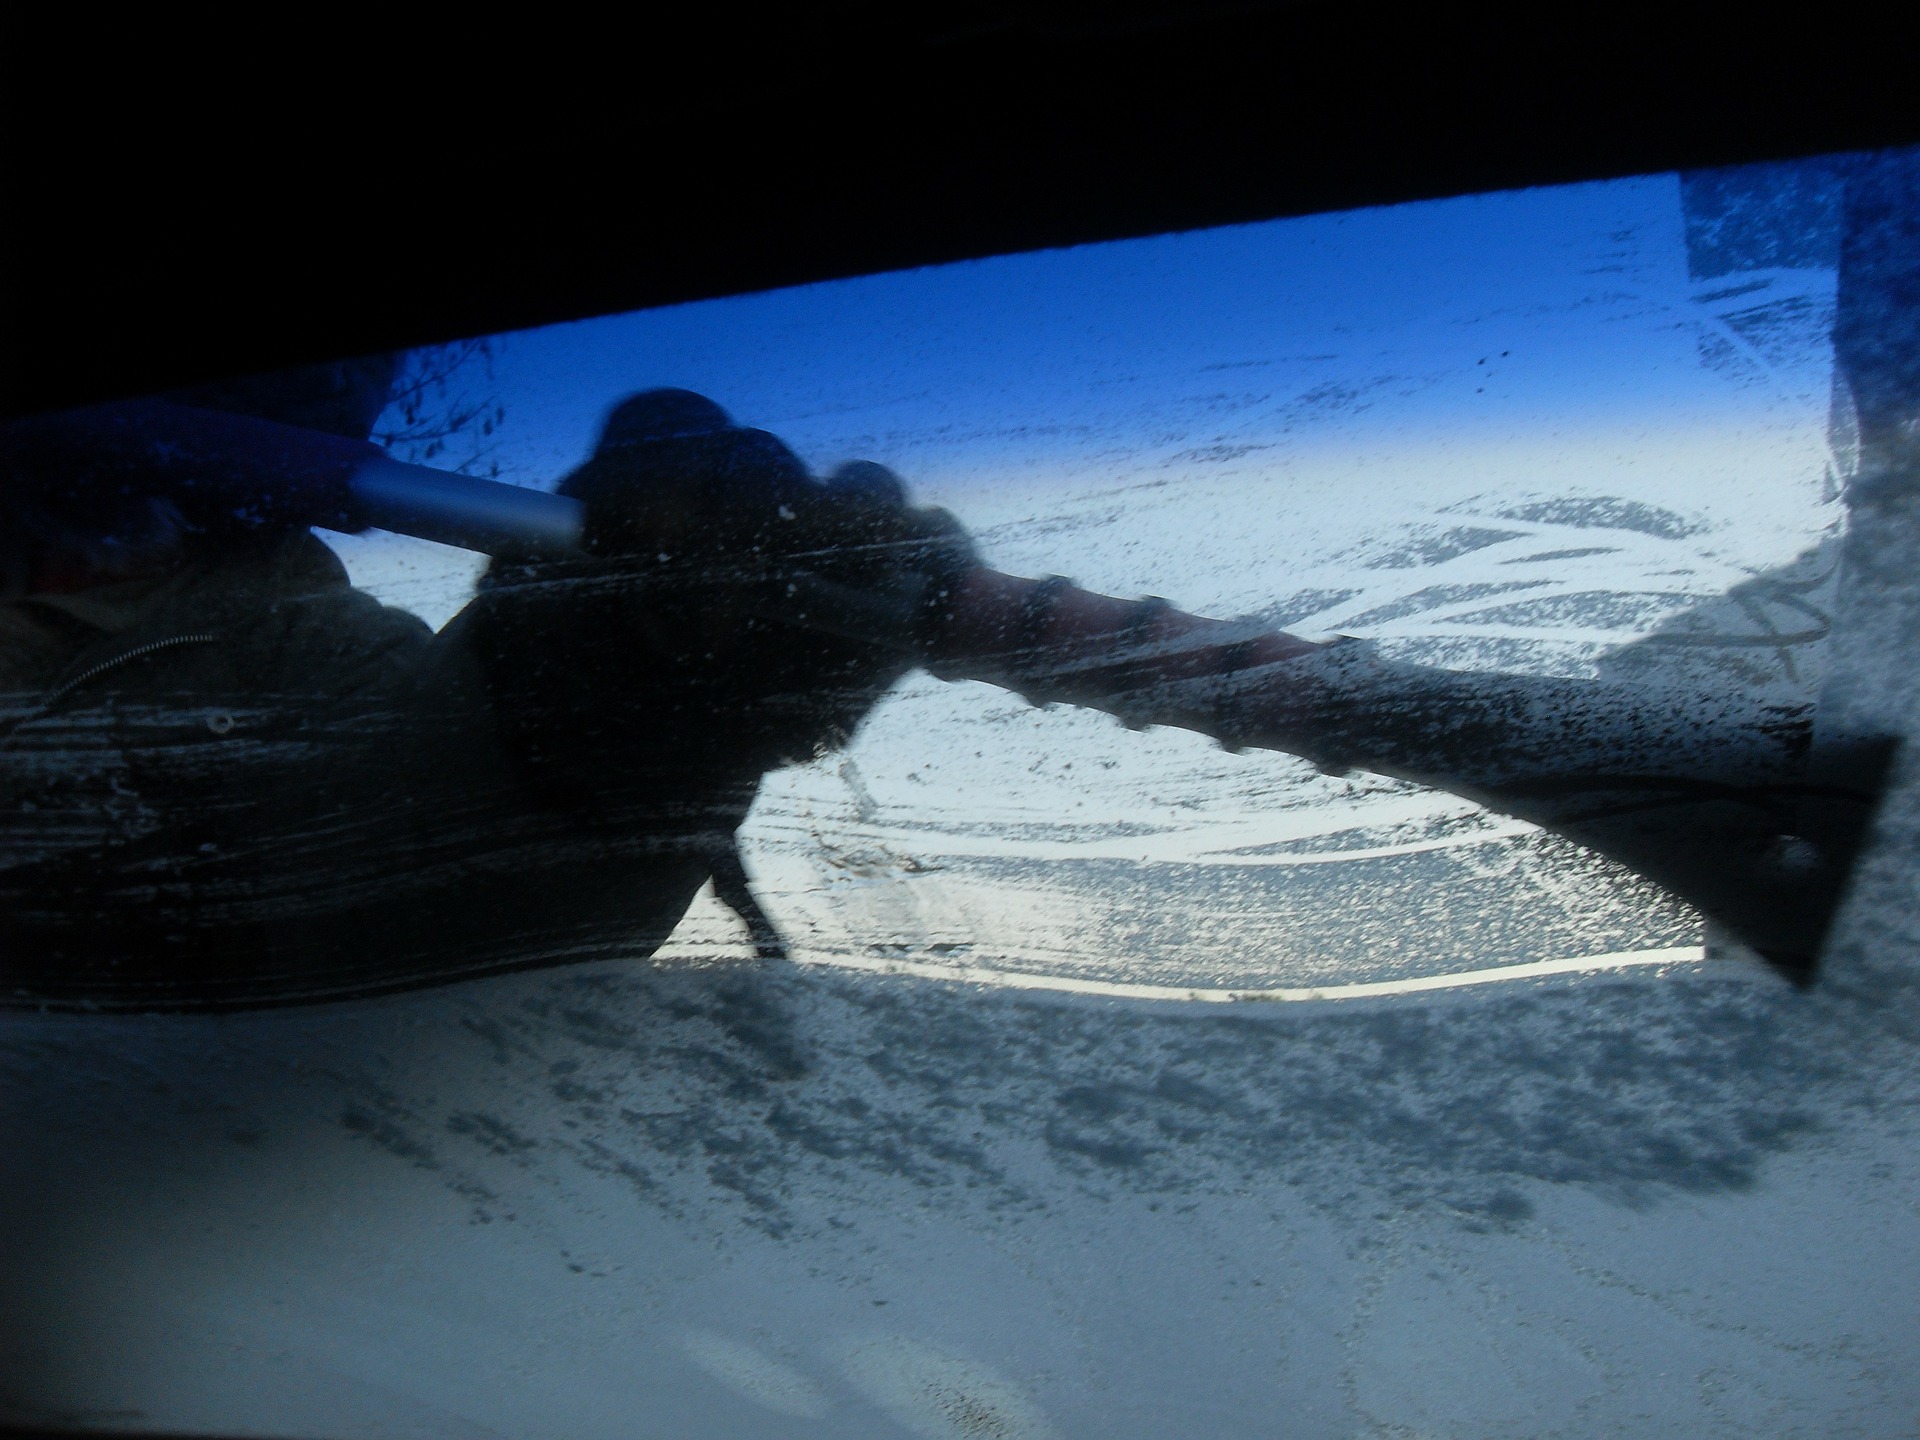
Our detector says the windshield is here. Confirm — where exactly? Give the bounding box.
[3,151,1915,1438]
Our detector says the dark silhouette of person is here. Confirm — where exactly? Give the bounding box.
[0,371,971,1011]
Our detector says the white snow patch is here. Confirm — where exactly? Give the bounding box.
[679,1327,830,1418]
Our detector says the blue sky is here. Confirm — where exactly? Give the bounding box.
[346,168,1838,635]
[474,173,1727,497]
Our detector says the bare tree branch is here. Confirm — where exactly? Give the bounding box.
[371,340,508,478]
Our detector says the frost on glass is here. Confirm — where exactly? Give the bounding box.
[2,153,1916,1437]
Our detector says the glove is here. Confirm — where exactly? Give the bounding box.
[559,389,975,652]
[553,389,973,734]
[468,389,974,811]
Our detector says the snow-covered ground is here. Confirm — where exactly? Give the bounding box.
[6,169,1916,1437]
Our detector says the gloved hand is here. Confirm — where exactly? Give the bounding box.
[558,389,976,659]
[467,389,975,812]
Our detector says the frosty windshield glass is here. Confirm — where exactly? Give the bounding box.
[4,150,1916,1437]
